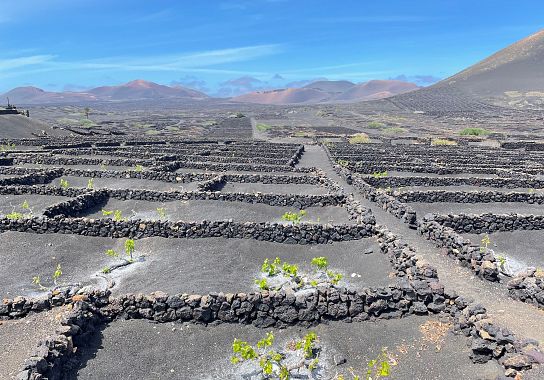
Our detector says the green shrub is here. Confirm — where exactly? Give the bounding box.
[125,239,135,260]
[431,139,457,146]
[349,133,371,144]
[59,178,70,189]
[230,332,319,379]
[255,123,271,132]
[367,121,385,129]
[371,171,388,179]
[382,127,407,135]
[459,128,490,136]
[281,210,306,224]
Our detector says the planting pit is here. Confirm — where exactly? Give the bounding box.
[0,194,70,216]
[49,175,201,191]
[74,316,487,380]
[107,237,391,296]
[410,202,544,217]
[461,230,544,270]
[220,182,329,195]
[0,231,133,298]
[0,309,64,379]
[81,198,352,224]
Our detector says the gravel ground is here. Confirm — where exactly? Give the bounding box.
[75,316,492,380]
[410,202,544,217]
[0,194,69,216]
[0,309,64,379]
[82,198,352,223]
[50,175,201,191]
[109,237,391,296]
[221,182,329,195]
[0,231,131,298]
[461,230,544,268]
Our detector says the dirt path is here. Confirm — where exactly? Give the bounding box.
[299,144,544,342]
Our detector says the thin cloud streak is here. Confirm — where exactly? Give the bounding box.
[0,44,283,77]
[310,15,431,23]
[0,55,56,71]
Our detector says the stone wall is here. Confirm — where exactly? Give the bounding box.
[397,190,544,204]
[507,268,544,309]
[365,176,544,190]
[428,213,544,234]
[417,215,499,281]
[0,216,373,243]
[197,175,226,191]
[0,169,62,187]
[43,190,108,218]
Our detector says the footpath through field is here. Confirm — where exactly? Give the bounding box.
[297,144,544,344]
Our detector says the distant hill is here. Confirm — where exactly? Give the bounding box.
[88,80,207,101]
[0,114,70,138]
[393,29,544,109]
[3,86,97,104]
[1,80,208,104]
[231,87,331,104]
[335,80,419,101]
[303,80,356,94]
[231,79,418,105]
[443,29,544,97]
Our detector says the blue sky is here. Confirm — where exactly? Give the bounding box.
[0,0,542,96]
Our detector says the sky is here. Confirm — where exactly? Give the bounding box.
[0,0,543,96]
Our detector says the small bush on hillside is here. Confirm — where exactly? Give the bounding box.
[349,133,371,144]
[431,139,458,146]
[382,127,407,135]
[256,123,272,132]
[367,121,385,129]
[459,128,490,136]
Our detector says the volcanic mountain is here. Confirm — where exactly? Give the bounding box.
[2,87,97,104]
[231,79,418,105]
[391,29,544,109]
[88,80,207,101]
[442,29,544,98]
[1,80,208,104]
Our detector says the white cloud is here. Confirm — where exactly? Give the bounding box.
[0,55,55,71]
[63,44,282,71]
[0,44,283,80]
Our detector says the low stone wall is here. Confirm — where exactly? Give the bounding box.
[417,215,500,281]
[43,190,108,218]
[397,190,544,204]
[507,268,544,309]
[13,155,153,168]
[0,185,87,197]
[0,169,62,187]
[173,160,316,174]
[429,213,544,234]
[0,216,373,243]
[61,167,323,185]
[0,185,349,209]
[197,175,226,191]
[365,176,544,190]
